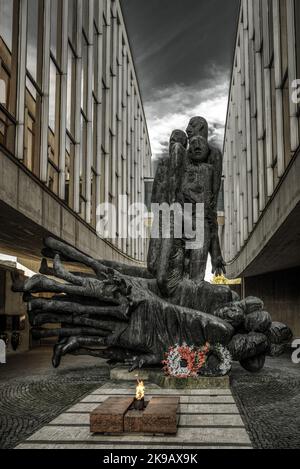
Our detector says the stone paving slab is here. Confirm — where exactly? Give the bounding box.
[17,385,252,449]
[82,395,235,404]
[49,412,245,428]
[16,443,251,449]
[66,402,240,415]
[23,425,251,445]
[94,387,232,396]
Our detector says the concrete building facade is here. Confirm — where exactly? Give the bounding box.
[223,0,300,335]
[0,0,152,269]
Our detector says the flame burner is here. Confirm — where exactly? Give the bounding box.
[134,379,145,410]
[133,397,145,411]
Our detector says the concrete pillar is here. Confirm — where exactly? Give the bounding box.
[264,66,274,198]
[255,50,266,212]
[39,0,51,183]
[287,0,299,152]
[85,0,94,224]
[58,0,68,200]
[273,0,285,178]
[73,0,83,214]
[15,0,28,160]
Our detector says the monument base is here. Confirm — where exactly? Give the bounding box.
[110,366,230,389]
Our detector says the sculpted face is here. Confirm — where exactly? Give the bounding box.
[170,129,188,149]
[186,117,209,141]
[188,136,209,163]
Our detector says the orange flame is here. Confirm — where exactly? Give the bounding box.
[135,379,145,400]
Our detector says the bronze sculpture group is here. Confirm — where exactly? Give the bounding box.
[12,117,292,375]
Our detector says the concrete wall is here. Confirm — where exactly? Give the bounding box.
[244,267,300,338]
[223,0,300,279]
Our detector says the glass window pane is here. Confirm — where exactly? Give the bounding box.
[0,108,15,153]
[49,60,57,132]
[0,0,13,51]
[68,0,77,47]
[94,0,99,29]
[81,35,88,113]
[0,0,17,117]
[27,0,40,83]
[50,0,58,59]
[67,45,75,133]
[82,0,89,34]
[93,25,98,95]
[65,135,75,207]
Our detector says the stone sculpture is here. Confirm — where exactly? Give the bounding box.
[12,117,292,375]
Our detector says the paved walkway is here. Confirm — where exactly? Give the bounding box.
[1,347,300,449]
[231,354,300,449]
[0,347,109,449]
[16,383,252,449]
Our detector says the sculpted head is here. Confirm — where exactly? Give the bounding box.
[169,129,188,150]
[186,117,209,141]
[188,136,210,163]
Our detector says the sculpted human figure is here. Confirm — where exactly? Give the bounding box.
[150,117,226,294]
[148,130,187,296]
[11,117,292,375]
[184,117,226,280]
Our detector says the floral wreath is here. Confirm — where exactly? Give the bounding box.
[162,343,232,378]
[162,343,210,379]
[198,344,232,377]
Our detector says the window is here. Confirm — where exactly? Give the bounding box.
[24,0,43,176]
[80,114,87,219]
[68,0,77,48]
[66,45,76,135]
[282,76,291,168]
[27,0,41,85]
[47,59,59,195]
[0,0,13,51]
[49,60,57,133]
[270,60,278,188]
[65,135,75,207]
[65,41,76,209]
[81,35,88,115]
[92,97,97,170]
[24,87,36,172]
[93,25,99,98]
[279,0,288,79]
[82,0,89,35]
[50,0,59,61]
[0,0,17,153]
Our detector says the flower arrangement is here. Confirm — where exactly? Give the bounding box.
[198,344,232,377]
[162,343,232,378]
[162,343,210,378]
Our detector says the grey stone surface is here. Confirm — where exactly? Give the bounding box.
[16,384,251,449]
[231,354,300,449]
[1,348,299,449]
[0,348,109,449]
[0,373,108,449]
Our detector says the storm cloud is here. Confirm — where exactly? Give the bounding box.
[120,0,240,157]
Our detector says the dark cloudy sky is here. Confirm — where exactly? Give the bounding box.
[120,0,240,158]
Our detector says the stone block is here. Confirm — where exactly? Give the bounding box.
[124,397,179,435]
[90,396,133,434]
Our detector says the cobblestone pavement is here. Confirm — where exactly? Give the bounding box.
[0,348,109,449]
[1,348,300,449]
[231,354,300,449]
